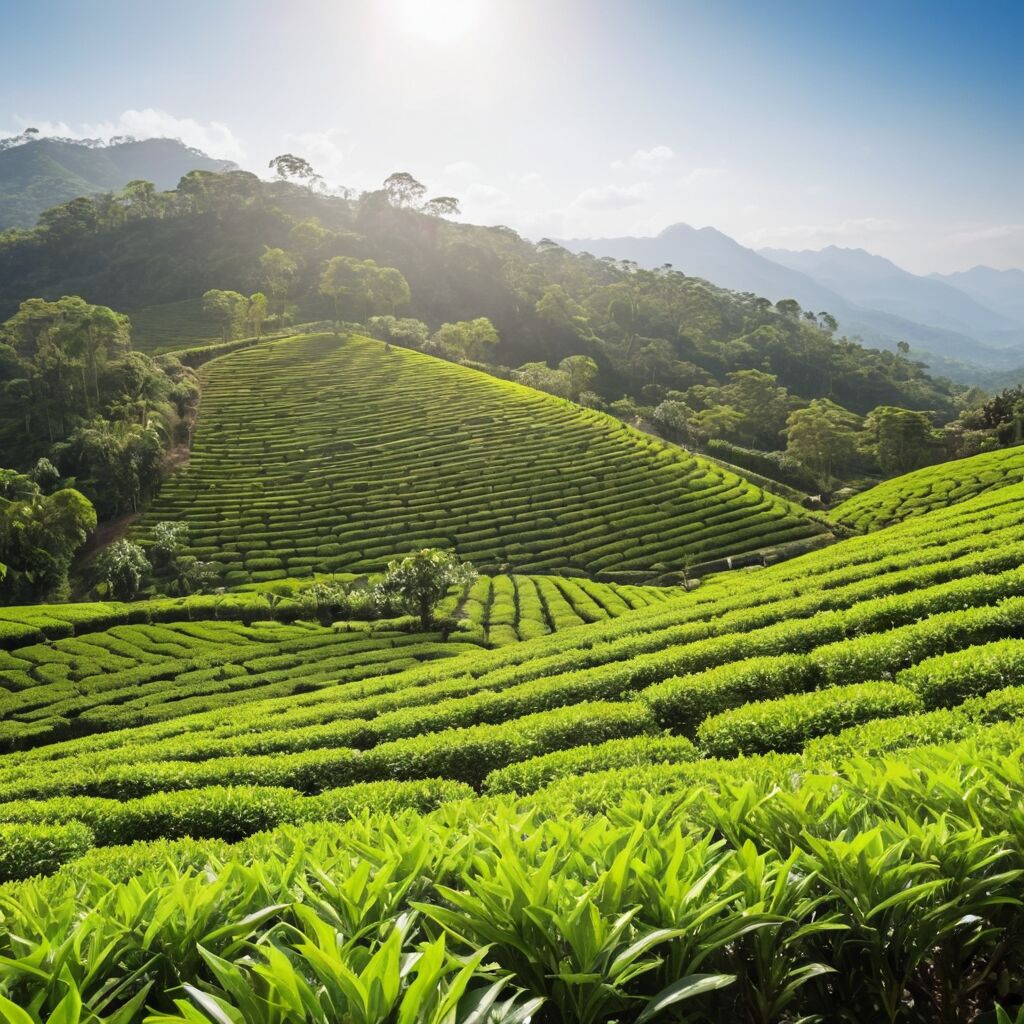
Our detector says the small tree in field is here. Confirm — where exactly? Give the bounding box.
[95,539,151,601]
[377,549,476,630]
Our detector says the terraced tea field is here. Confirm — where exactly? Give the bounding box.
[138,333,824,582]
[5,481,1024,1020]
[831,442,1024,530]
[5,478,1024,839]
[0,573,669,752]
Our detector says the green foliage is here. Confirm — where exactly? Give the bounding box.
[201,288,248,342]
[93,539,151,601]
[0,820,93,881]
[832,443,1024,531]
[862,404,943,476]
[379,549,477,629]
[784,398,862,485]
[135,333,822,581]
[0,470,96,602]
[428,317,500,362]
[319,256,410,330]
[695,681,923,756]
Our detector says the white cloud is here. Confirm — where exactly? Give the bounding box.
[464,182,511,207]
[6,109,247,163]
[571,181,653,210]
[516,171,543,185]
[676,166,727,186]
[612,145,674,171]
[280,128,350,183]
[948,222,1024,245]
[442,159,482,179]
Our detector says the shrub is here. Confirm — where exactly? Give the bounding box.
[0,821,94,881]
[641,655,818,734]
[696,682,923,757]
[482,734,698,795]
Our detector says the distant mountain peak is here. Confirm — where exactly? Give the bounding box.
[0,135,237,230]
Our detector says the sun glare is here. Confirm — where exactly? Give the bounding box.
[393,0,483,44]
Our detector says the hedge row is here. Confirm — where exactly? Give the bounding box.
[0,778,472,849]
[136,333,821,580]
[694,681,923,757]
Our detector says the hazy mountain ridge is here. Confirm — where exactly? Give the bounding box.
[931,266,1024,326]
[561,224,1024,380]
[0,136,237,229]
[760,245,1021,341]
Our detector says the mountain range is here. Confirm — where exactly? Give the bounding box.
[561,224,1024,384]
[0,136,237,230]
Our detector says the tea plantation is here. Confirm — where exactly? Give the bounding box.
[831,442,1024,530]
[5,337,1024,1021]
[137,332,825,582]
[4,474,1024,1019]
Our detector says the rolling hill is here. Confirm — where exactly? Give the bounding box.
[0,136,236,229]
[830,443,1024,531]
[136,332,825,582]
[2,472,1024,1019]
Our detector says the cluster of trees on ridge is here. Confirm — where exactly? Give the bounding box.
[0,157,1021,516]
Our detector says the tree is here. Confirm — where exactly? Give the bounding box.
[429,318,500,362]
[319,257,410,333]
[382,172,427,209]
[0,471,96,603]
[260,248,298,319]
[536,285,592,340]
[785,399,861,484]
[94,539,151,601]
[861,405,942,476]
[422,196,461,218]
[149,520,214,596]
[367,316,430,348]
[202,289,247,342]
[268,154,323,190]
[513,362,572,398]
[559,355,599,399]
[653,399,696,445]
[377,549,477,630]
[247,292,268,339]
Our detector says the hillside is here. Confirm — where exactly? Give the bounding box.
[562,223,1024,376]
[0,572,669,751]
[137,332,825,581]
[0,135,236,229]
[0,176,960,424]
[3,475,1024,1019]
[830,443,1024,531]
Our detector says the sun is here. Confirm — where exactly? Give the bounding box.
[393,0,483,44]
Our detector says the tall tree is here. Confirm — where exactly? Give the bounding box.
[202,289,248,342]
[259,248,298,320]
[382,172,427,209]
[785,399,860,484]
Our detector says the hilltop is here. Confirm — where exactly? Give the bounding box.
[138,331,825,581]
[0,133,236,229]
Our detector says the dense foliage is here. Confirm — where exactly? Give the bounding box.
[0,295,199,517]
[0,169,982,491]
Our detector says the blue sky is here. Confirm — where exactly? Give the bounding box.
[1,0,1021,272]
